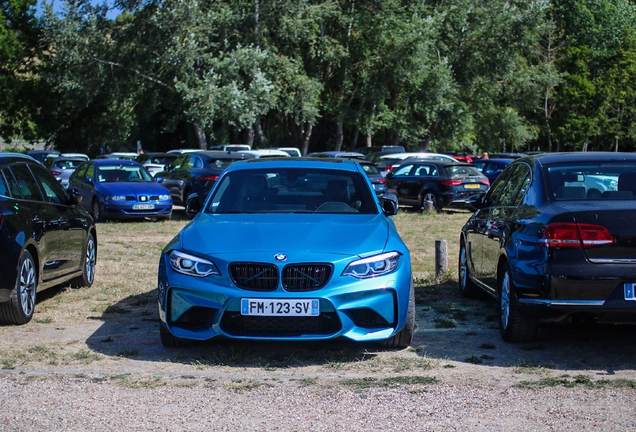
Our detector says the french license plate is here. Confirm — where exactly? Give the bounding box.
[133,203,155,210]
[465,183,480,189]
[625,283,636,301]
[241,299,320,316]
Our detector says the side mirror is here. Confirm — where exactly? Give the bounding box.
[379,193,399,216]
[155,177,164,183]
[84,177,93,184]
[185,193,201,216]
[69,189,82,204]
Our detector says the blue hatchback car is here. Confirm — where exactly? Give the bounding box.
[69,159,173,221]
[158,158,415,348]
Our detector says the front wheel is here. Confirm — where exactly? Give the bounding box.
[0,250,37,325]
[499,262,537,343]
[92,199,102,223]
[159,322,191,347]
[380,280,415,349]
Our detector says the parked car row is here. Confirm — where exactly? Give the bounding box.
[2,149,636,349]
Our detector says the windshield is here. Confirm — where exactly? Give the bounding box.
[206,168,378,214]
[96,165,154,182]
[548,164,636,201]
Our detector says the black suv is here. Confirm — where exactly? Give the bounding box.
[0,153,97,325]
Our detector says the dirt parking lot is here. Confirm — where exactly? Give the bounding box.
[1,212,635,430]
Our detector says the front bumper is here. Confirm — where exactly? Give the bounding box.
[100,201,172,219]
[157,253,412,343]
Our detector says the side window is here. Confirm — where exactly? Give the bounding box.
[9,164,44,201]
[414,165,430,176]
[85,164,95,182]
[72,163,88,182]
[171,154,187,170]
[499,164,531,207]
[30,165,67,204]
[181,155,195,169]
[4,168,20,197]
[483,165,514,206]
[0,170,9,197]
[392,164,413,176]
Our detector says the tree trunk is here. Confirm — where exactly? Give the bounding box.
[255,115,265,148]
[192,123,207,149]
[335,122,344,151]
[350,126,359,151]
[247,123,255,148]
[301,122,313,155]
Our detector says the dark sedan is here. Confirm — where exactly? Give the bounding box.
[385,160,489,211]
[470,158,514,183]
[155,151,255,207]
[459,152,636,342]
[69,159,172,222]
[0,153,96,325]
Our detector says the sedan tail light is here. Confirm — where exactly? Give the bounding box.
[377,178,386,184]
[199,175,219,182]
[538,222,614,248]
[441,179,463,187]
[50,170,62,176]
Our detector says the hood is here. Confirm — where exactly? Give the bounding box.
[178,213,390,257]
[98,181,170,196]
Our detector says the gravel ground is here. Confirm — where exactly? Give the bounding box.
[1,372,635,431]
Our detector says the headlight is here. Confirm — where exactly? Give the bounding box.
[169,250,219,277]
[342,252,401,279]
[105,195,126,201]
[159,194,171,201]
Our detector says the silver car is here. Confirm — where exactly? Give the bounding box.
[47,157,85,189]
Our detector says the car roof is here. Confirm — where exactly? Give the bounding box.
[0,152,39,164]
[401,159,474,167]
[379,152,455,161]
[91,159,141,166]
[224,157,364,173]
[193,150,256,159]
[237,149,291,157]
[528,151,636,165]
[307,151,366,157]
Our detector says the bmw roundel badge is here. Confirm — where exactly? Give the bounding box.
[274,254,287,262]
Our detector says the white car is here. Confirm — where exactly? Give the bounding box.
[377,152,456,176]
[237,149,291,159]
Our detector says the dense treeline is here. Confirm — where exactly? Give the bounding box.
[2,0,636,155]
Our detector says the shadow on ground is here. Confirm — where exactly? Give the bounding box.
[79,279,636,374]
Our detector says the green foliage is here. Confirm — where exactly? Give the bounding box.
[4,0,636,153]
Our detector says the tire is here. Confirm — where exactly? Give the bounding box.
[421,191,440,212]
[160,322,191,347]
[381,279,415,349]
[70,233,97,288]
[499,262,537,343]
[0,250,37,325]
[458,240,480,297]
[92,199,103,223]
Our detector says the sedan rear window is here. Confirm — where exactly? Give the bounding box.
[548,165,636,201]
[444,165,483,178]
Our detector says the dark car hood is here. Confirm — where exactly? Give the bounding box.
[177,213,390,256]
